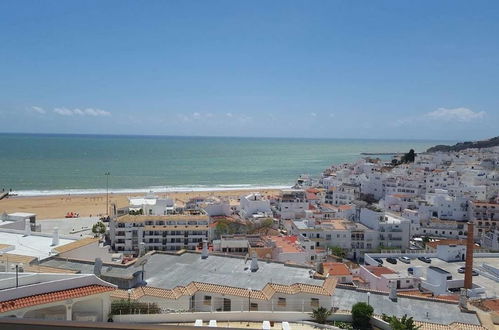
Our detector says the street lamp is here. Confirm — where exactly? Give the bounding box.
[247,288,252,327]
[367,292,371,306]
[105,172,111,217]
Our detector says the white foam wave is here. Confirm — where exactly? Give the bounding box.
[12,184,292,197]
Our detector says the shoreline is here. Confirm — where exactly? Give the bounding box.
[8,184,293,197]
[0,187,286,220]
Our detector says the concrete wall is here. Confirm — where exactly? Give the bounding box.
[113,311,355,323]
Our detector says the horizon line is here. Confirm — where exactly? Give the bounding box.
[0,131,458,142]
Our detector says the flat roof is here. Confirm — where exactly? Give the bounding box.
[7,212,36,217]
[144,252,323,290]
[0,232,74,260]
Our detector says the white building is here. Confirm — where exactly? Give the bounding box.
[240,193,271,219]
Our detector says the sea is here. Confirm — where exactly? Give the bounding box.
[0,134,452,196]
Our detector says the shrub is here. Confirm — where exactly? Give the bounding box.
[110,299,161,315]
[351,302,373,329]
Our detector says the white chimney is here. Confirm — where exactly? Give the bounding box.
[94,258,103,276]
[250,252,259,272]
[52,227,60,246]
[24,219,31,236]
[139,242,146,257]
[389,280,397,301]
[201,240,208,259]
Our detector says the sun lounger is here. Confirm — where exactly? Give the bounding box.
[209,320,217,327]
[282,321,291,330]
[262,321,271,329]
[194,319,203,327]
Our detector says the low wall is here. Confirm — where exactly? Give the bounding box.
[113,311,354,324]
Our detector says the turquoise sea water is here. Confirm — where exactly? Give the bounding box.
[0,134,451,196]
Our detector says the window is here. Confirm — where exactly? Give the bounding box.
[278,298,286,306]
[311,298,320,307]
[204,296,211,305]
[250,303,258,311]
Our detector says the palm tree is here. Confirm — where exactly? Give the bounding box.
[311,306,332,324]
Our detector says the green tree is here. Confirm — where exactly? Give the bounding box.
[329,246,346,258]
[351,302,373,329]
[381,314,420,330]
[311,306,332,324]
[92,221,106,237]
[401,149,416,164]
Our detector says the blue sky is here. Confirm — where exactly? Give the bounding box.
[0,1,498,140]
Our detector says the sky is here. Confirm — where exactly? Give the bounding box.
[0,1,498,140]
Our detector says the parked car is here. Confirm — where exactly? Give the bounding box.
[458,267,479,276]
[373,257,383,265]
[418,256,431,263]
[408,267,414,275]
[386,257,397,264]
[399,256,411,264]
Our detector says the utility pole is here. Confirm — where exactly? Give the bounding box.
[105,172,111,216]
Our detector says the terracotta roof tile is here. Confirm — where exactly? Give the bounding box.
[53,237,99,254]
[110,277,337,302]
[0,285,114,313]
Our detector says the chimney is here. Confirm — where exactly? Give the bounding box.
[24,219,31,236]
[464,222,474,291]
[139,242,146,257]
[201,240,208,259]
[250,252,259,272]
[94,258,103,276]
[52,227,60,246]
[388,280,397,301]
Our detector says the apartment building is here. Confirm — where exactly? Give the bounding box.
[469,201,499,238]
[109,213,210,254]
[278,189,308,220]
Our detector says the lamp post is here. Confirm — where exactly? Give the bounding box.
[247,288,252,327]
[15,263,23,288]
[105,172,111,216]
[367,292,371,306]
[127,288,133,314]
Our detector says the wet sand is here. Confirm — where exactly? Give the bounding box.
[0,189,282,219]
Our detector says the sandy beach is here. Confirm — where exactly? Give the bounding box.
[0,189,282,220]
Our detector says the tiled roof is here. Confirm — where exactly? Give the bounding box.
[413,321,488,330]
[364,266,396,277]
[0,244,13,251]
[0,285,114,313]
[53,237,99,254]
[23,265,78,274]
[426,239,466,249]
[324,262,351,276]
[481,298,499,312]
[111,277,337,302]
[0,253,36,264]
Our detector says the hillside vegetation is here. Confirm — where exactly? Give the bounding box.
[427,136,499,153]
